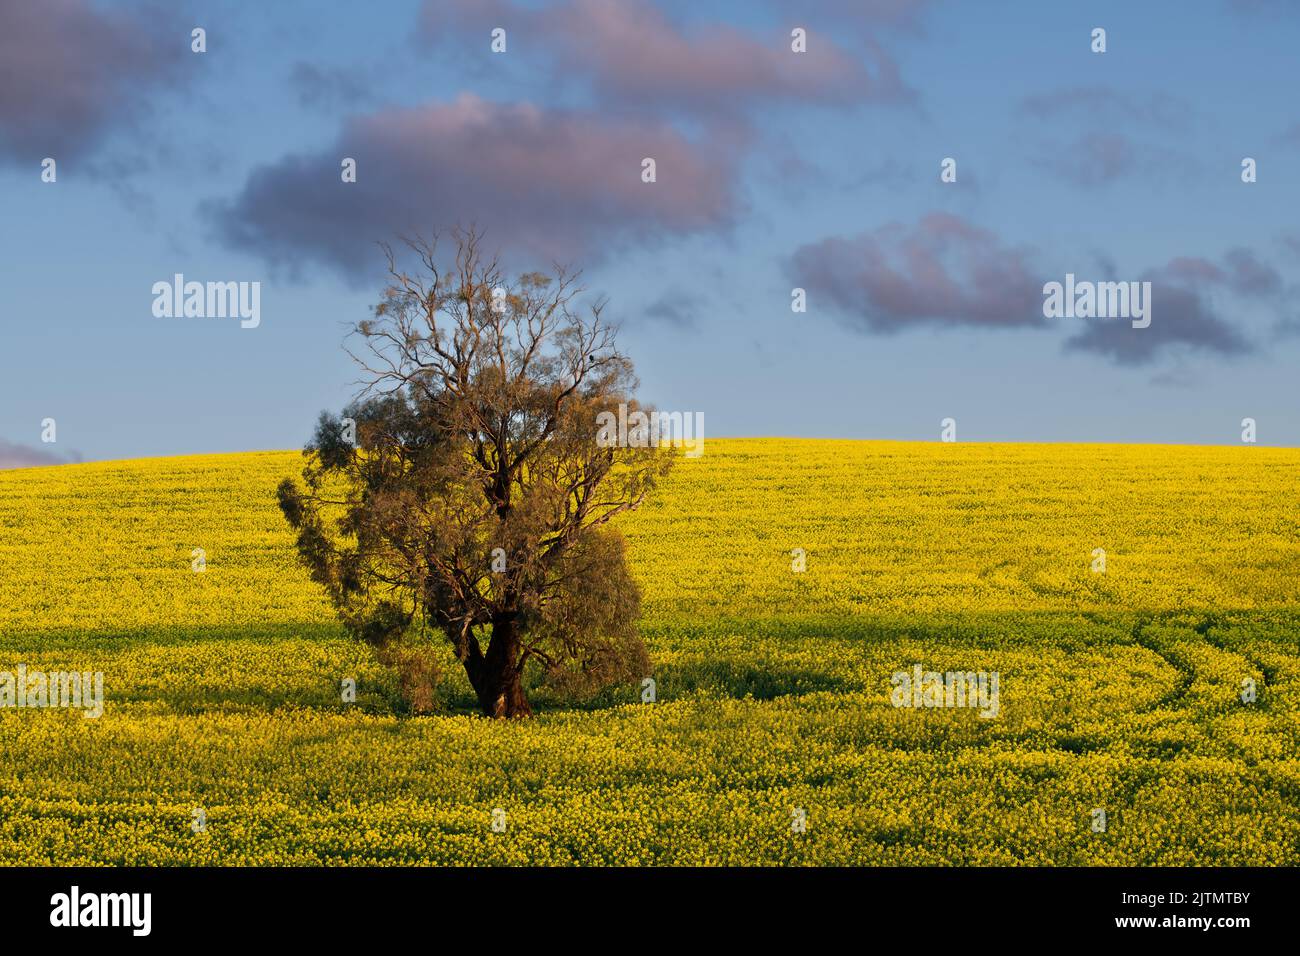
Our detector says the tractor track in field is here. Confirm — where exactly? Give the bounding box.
[1195,615,1275,689]
[1128,615,1194,713]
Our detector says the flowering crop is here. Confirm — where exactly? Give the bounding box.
[0,439,1296,864]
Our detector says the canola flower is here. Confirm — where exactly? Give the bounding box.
[0,439,1296,865]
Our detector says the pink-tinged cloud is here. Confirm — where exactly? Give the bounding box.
[0,0,182,162]
[1144,250,1280,296]
[1162,256,1228,283]
[0,438,78,470]
[787,213,1047,333]
[421,0,907,114]
[209,95,739,279]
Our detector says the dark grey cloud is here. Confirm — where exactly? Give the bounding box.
[1064,256,1257,366]
[643,290,701,328]
[787,213,1047,333]
[0,0,182,164]
[207,94,741,282]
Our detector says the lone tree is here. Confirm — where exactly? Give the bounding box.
[278,230,672,717]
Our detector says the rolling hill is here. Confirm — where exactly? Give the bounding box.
[0,439,1297,864]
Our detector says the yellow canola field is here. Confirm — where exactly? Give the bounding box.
[0,439,1297,864]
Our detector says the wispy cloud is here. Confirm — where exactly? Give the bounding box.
[1019,86,1193,129]
[287,62,376,112]
[419,0,912,117]
[1019,87,1195,187]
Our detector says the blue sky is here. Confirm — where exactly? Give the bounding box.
[2,0,1298,465]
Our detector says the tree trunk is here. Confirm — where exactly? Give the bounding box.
[467,612,533,718]
[477,667,532,718]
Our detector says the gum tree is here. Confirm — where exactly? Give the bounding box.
[278,230,672,717]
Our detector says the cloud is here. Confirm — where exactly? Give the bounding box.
[207,94,740,281]
[420,0,909,116]
[1279,234,1300,260]
[1274,314,1300,339]
[1221,248,1284,296]
[1276,122,1300,148]
[1034,131,1190,189]
[0,0,182,164]
[1149,363,1200,389]
[1149,250,1281,297]
[1019,87,1194,186]
[1029,130,1195,189]
[1064,256,1257,366]
[288,62,375,112]
[1019,86,1193,129]
[0,438,79,470]
[786,213,1047,333]
[643,290,701,328]
[1019,86,1201,187]
[791,224,1281,367]
[1053,132,1139,187]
